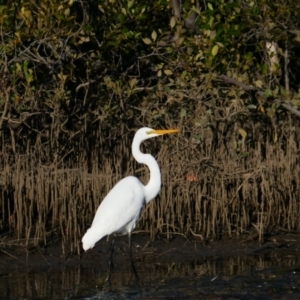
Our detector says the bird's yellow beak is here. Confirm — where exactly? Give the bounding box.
[148,129,179,135]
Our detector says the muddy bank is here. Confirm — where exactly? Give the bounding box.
[0,232,299,275]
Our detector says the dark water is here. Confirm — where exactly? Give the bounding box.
[1,253,300,299]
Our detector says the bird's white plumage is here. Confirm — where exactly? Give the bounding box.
[92,176,144,231]
[82,127,178,252]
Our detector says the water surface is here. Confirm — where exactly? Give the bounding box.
[1,251,300,299]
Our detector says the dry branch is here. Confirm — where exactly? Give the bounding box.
[169,0,181,20]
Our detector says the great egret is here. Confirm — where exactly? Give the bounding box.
[82,127,178,278]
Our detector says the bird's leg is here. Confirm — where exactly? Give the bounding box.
[109,237,115,270]
[128,232,139,281]
[106,237,115,283]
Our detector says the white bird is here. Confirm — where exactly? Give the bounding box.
[82,127,178,278]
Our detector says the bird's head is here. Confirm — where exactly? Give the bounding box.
[136,127,179,141]
[82,228,96,251]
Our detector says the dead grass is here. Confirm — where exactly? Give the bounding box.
[0,101,300,254]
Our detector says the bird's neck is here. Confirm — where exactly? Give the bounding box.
[132,140,161,203]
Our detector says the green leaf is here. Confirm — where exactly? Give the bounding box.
[157,40,167,46]
[210,30,216,40]
[216,42,224,47]
[180,109,186,117]
[177,37,184,46]
[128,0,134,9]
[264,89,272,97]
[170,16,176,29]
[151,31,157,42]
[129,78,137,89]
[238,128,247,138]
[142,37,152,45]
[164,69,173,75]
[254,80,263,88]
[208,3,213,10]
[211,45,219,56]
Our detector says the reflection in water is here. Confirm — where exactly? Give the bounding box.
[1,252,300,299]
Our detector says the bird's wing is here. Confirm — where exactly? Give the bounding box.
[91,176,144,236]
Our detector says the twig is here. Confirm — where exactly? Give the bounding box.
[37,247,50,266]
[75,80,96,93]
[284,40,290,92]
[0,90,9,136]
[0,249,26,264]
[189,228,204,240]
[156,248,177,257]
